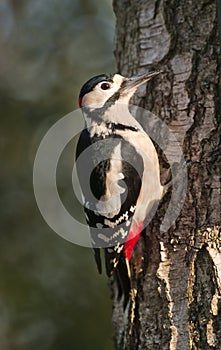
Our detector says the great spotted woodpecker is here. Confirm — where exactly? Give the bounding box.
[76,72,163,304]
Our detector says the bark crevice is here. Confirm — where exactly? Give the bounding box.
[112,0,220,349]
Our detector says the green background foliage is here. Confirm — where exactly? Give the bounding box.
[0,1,115,348]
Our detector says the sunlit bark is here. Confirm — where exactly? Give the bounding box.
[112,1,221,349]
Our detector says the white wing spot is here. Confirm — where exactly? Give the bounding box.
[104,210,129,228]
[114,243,124,254]
[98,227,128,243]
[130,205,136,213]
[96,223,103,229]
[98,234,110,243]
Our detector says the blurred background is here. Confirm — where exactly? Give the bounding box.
[0,0,115,349]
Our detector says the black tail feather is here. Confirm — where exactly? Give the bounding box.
[115,256,131,309]
[93,248,102,274]
[105,249,131,309]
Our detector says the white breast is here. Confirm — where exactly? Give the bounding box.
[115,128,164,224]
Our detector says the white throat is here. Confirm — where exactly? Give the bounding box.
[83,101,144,134]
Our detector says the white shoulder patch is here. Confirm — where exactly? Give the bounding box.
[95,142,125,218]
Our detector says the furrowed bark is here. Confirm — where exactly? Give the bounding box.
[112,1,221,349]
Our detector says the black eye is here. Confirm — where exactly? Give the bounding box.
[101,82,111,90]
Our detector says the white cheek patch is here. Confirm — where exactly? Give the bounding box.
[82,75,124,109]
[82,90,109,108]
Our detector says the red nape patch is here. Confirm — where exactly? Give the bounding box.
[123,222,143,261]
[78,97,83,108]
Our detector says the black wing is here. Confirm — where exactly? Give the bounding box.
[76,129,143,302]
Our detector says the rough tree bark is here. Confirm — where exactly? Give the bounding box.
[111,1,221,349]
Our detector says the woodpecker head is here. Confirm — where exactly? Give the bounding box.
[78,71,161,110]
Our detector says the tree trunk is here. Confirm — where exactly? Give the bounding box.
[111,1,221,349]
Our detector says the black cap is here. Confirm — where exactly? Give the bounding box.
[79,74,113,98]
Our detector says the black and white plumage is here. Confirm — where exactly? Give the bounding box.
[76,72,163,304]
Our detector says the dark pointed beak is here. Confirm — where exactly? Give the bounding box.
[123,71,161,91]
